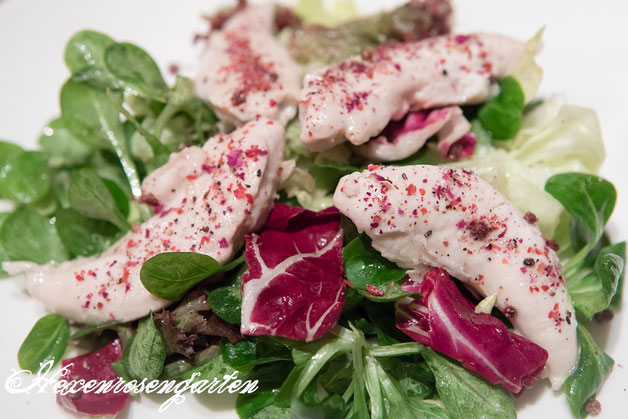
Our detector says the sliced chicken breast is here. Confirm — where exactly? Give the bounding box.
[196,4,301,127]
[4,118,287,325]
[333,165,577,388]
[299,33,523,151]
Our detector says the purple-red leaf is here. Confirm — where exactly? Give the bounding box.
[241,204,345,341]
[382,108,451,144]
[396,268,548,393]
[57,339,129,415]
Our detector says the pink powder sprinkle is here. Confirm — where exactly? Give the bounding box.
[366,284,384,296]
[445,186,455,200]
[227,149,243,168]
[201,164,214,174]
[455,35,470,44]
[219,238,229,249]
[371,173,392,184]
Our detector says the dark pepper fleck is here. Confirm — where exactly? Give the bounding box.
[523,211,538,224]
[594,309,614,323]
[523,258,536,266]
[231,90,246,106]
[503,306,517,318]
[546,239,560,251]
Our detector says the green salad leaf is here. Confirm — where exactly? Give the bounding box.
[60,79,141,197]
[39,118,93,167]
[68,168,131,231]
[124,313,166,380]
[206,263,246,324]
[545,173,616,271]
[222,338,292,370]
[140,252,243,301]
[0,208,68,264]
[18,314,70,373]
[65,30,115,74]
[309,163,360,191]
[423,348,516,419]
[104,42,168,100]
[568,242,625,318]
[179,347,249,383]
[0,141,24,180]
[207,286,242,324]
[55,208,119,257]
[563,325,614,419]
[236,362,294,419]
[0,213,9,277]
[294,0,357,27]
[478,76,525,140]
[0,151,51,204]
[343,235,410,301]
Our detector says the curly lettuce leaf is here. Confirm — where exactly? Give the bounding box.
[286,0,451,67]
[294,0,357,27]
[512,28,544,103]
[448,95,605,238]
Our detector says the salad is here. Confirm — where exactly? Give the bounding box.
[1,0,624,418]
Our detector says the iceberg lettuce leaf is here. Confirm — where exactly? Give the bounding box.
[448,95,605,238]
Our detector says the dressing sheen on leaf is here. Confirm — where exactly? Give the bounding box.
[240,204,345,341]
[395,268,548,393]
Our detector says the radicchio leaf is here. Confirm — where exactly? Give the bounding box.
[395,268,548,393]
[241,204,345,341]
[382,108,451,145]
[436,106,476,160]
[57,339,129,415]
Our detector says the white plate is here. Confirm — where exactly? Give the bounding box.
[0,0,626,417]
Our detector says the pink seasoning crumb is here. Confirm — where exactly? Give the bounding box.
[366,284,384,296]
[227,149,243,168]
[455,35,470,44]
[219,238,229,249]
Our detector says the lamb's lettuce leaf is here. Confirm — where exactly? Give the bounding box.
[563,326,614,419]
[568,242,625,318]
[423,349,516,419]
[478,77,525,140]
[545,173,616,270]
[17,314,70,373]
[343,234,413,301]
[0,208,69,264]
